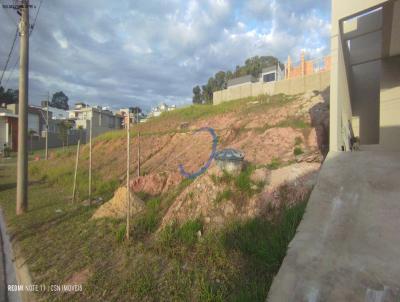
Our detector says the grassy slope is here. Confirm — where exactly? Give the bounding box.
[0,94,310,301]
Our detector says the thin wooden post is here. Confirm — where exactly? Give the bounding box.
[126,114,131,240]
[72,139,80,202]
[137,111,140,177]
[88,119,92,205]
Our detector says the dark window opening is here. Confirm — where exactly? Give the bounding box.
[263,73,276,83]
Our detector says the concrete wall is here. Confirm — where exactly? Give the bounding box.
[330,0,393,151]
[380,55,400,150]
[28,130,86,151]
[0,117,6,148]
[213,71,330,105]
[351,61,381,145]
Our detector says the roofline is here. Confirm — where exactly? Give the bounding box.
[0,112,18,118]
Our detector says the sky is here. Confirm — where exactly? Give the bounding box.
[0,0,331,112]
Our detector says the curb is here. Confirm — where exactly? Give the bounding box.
[0,208,32,302]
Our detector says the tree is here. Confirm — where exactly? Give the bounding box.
[214,71,226,90]
[51,91,69,110]
[192,85,202,104]
[131,107,142,114]
[0,86,18,104]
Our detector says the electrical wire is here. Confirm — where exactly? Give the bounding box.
[0,27,18,86]
[3,0,44,90]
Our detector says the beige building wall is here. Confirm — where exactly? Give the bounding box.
[380,55,400,150]
[329,0,400,151]
[213,71,330,105]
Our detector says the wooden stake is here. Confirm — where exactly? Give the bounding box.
[126,115,131,240]
[72,139,80,202]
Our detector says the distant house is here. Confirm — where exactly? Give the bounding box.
[68,103,123,139]
[1,103,79,152]
[119,108,145,127]
[227,63,285,88]
[227,75,258,88]
[41,101,69,120]
[148,103,176,118]
[260,64,285,83]
[0,107,18,152]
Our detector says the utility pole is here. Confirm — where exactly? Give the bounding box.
[16,0,30,215]
[45,91,49,160]
[126,113,131,241]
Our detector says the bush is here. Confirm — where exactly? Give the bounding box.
[267,158,281,170]
[293,147,304,156]
[214,189,233,204]
[159,219,203,248]
[177,219,203,246]
[134,198,162,236]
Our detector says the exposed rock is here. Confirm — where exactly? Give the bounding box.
[159,162,320,231]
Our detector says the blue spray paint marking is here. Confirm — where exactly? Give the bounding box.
[178,127,218,179]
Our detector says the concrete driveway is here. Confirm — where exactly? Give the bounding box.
[268,151,400,302]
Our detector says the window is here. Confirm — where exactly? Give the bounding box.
[28,113,40,134]
[263,72,276,83]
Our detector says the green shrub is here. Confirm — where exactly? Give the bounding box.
[267,158,281,170]
[134,198,162,235]
[29,164,41,176]
[214,189,233,204]
[159,219,203,248]
[177,219,203,246]
[293,147,304,156]
[235,170,252,195]
[115,223,126,243]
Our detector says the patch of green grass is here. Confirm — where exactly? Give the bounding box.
[211,165,262,202]
[177,219,203,245]
[214,189,234,204]
[159,218,203,248]
[234,165,255,196]
[293,147,304,156]
[133,198,162,236]
[266,157,282,170]
[221,201,308,300]
[0,162,309,302]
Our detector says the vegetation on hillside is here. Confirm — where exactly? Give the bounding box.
[0,91,326,301]
[0,162,308,301]
[0,86,18,104]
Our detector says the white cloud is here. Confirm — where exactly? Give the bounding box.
[0,0,331,110]
[53,31,69,49]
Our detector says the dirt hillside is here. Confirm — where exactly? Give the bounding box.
[40,90,329,228]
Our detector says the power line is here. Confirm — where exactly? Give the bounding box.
[3,0,44,89]
[0,27,18,86]
[29,0,43,36]
[4,56,19,88]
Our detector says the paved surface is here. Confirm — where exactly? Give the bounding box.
[0,208,22,302]
[268,151,400,302]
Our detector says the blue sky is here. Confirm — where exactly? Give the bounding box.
[0,0,331,111]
